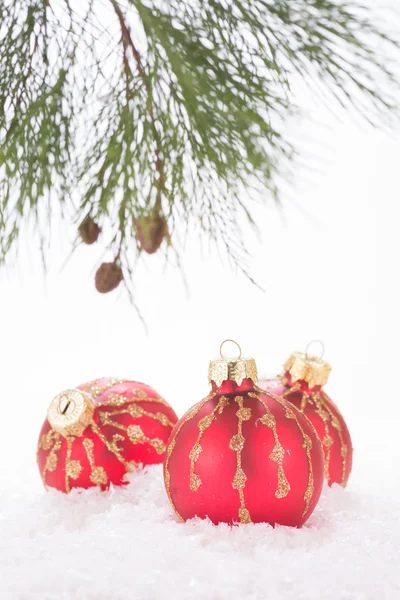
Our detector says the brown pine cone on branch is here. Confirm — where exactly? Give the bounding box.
[95,261,123,293]
[135,214,168,255]
[79,216,101,245]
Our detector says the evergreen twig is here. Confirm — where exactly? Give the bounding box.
[0,0,398,296]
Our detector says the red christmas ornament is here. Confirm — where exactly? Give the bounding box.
[37,378,178,493]
[258,351,353,487]
[164,341,324,527]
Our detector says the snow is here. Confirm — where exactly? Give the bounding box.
[1,419,400,600]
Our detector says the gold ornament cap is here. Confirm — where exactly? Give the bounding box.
[47,389,95,437]
[208,340,258,387]
[284,351,331,388]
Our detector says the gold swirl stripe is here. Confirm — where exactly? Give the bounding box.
[41,432,62,490]
[126,424,166,454]
[38,428,56,454]
[164,392,216,522]
[82,438,108,486]
[300,392,309,412]
[65,437,82,493]
[188,395,229,492]
[254,386,315,518]
[96,412,166,456]
[231,396,252,524]
[308,391,333,479]
[283,385,338,484]
[99,404,174,428]
[249,392,290,500]
[282,381,310,412]
[79,379,125,398]
[91,422,137,470]
[105,393,171,408]
[284,387,332,479]
[65,437,73,493]
[80,380,170,404]
[282,383,348,486]
[318,392,348,486]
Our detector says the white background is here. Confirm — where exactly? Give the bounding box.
[1,4,400,599]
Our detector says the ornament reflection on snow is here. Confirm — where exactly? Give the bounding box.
[164,340,324,527]
[258,345,353,487]
[37,378,178,492]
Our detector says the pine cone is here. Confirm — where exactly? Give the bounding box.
[95,262,123,293]
[135,214,168,254]
[79,216,101,245]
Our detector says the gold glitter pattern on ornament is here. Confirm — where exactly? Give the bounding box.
[66,460,82,480]
[283,384,336,483]
[319,392,348,486]
[274,395,314,516]
[300,393,309,412]
[79,379,124,399]
[83,438,108,486]
[287,387,349,487]
[217,396,229,413]
[283,382,333,479]
[110,433,125,452]
[97,409,166,455]
[164,393,216,522]
[236,406,251,421]
[254,387,315,516]
[65,437,82,493]
[260,413,275,428]
[262,378,283,390]
[91,422,136,470]
[41,433,62,488]
[253,393,290,500]
[39,429,56,452]
[99,404,174,428]
[282,382,349,488]
[127,424,166,454]
[282,382,310,413]
[230,396,252,524]
[229,434,245,451]
[188,395,229,491]
[309,390,333,479]
[45,440,61,472]
[105,393,170,408]
[283,380,300,395]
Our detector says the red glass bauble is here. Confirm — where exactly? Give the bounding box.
[37,378,178,493]
[258,352,353,487]
[164,347,324,527]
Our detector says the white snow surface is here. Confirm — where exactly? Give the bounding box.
[1,422,399,600]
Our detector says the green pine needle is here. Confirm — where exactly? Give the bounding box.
[0,0,398,293]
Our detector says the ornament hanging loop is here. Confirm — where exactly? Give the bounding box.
[220,339,242,360]
[58,393,73,416]
[305,339,325,361]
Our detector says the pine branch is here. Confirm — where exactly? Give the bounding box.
[0,0,398,298]
[110,0,164,212]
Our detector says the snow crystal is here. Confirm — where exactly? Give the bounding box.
[1,418,399,600]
